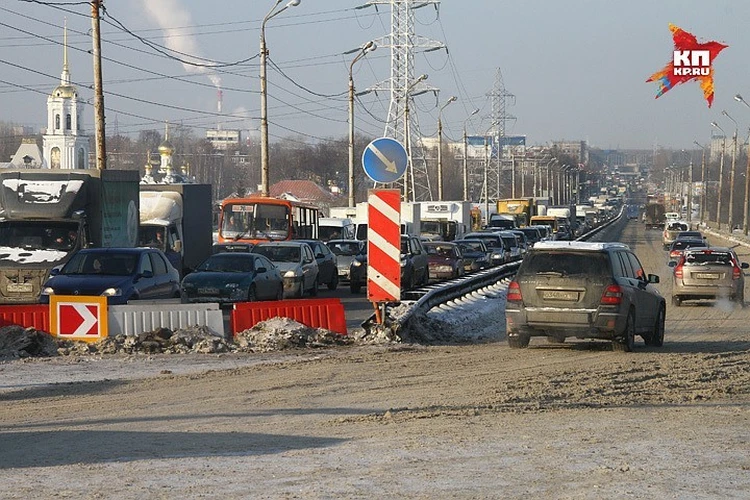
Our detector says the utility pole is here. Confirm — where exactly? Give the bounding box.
[91,0,106,170]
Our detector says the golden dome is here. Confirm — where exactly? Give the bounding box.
[158,139,175,155]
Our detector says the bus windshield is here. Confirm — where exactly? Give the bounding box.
[221,203,290,241]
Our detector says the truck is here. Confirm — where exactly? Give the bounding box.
[417,201,472,241]
[138,183,213,276]
[0,168,140,303]
[643,203,666,229]
[496,198,536,227]
[547,205,577,236]
[346,201,421,240]
[318,217,355,241]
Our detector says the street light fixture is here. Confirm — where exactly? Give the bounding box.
[462,108,480,202]
[722,110,739,230]
[694,141,706,225]
[711,121,727,229]
[436,96,457,201]
[260,0,301,197]
[403,74,428,202]
[348,40,376,208]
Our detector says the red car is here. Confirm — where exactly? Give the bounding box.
[423,241,465,283]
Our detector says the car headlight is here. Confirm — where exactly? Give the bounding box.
[41,286,55,296]
[101,288,122,297]
[352,260,363,267]
[434,265,453,273]
[491,251,504,258]
[401,259,407,267]
[225,282,240,289]
[284,270,301,278]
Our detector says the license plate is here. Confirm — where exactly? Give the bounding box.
[541,290,578,301]
[197,287,220,295]
[694,273,719,279]
[7,283,33,293]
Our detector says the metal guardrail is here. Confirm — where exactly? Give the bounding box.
[361,206,626,338]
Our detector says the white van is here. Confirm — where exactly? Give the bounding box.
[319,217,355,241]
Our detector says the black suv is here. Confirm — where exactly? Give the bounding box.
[505,241,665,352]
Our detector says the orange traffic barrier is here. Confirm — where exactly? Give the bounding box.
[0,305,49,331]
[231,298,347,336]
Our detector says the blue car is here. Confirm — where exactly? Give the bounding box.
[180,252,284,303]
[41,248,181,305]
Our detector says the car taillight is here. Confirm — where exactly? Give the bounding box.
[674,261,684,279]
[670,250,680,258]
[507,281,523,302]
[600,284,623,305]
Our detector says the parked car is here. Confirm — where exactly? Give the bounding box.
[41,247,180,305]
[423,241,464,282]
[455,239,491,272]
[461,232,510,266]
[298,239,338,290]
[180,253,283,303]
[669,247,748,306]
[212,242,254,254]
[667,238,708,264]
[401,234,429,290]
[327,239,364,283]
[505,241,665,351]
[253,242,319,298]
[349,245,368,293]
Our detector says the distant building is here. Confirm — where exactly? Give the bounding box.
[42,23,89,169]
[551,140,588,164]
[206,129,241,150]
[7,138,46,168]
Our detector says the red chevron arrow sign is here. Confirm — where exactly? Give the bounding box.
[50,295,108,341]
[367,189,401,302]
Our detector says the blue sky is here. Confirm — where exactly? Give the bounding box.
[1,0,748,150]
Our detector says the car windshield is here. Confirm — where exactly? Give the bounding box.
[197,254,254,273]
[676,232,702,239]
[425,244,454,257]
[62,252,138,276]
[524,251,610,276]
[329,242,361,256]
[671,240,706,250]
[254,245,301,263]
[458,241,483,252]
[683,252,732,266]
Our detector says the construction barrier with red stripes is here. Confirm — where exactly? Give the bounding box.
[0,304,49,331]
[231,298,347,336]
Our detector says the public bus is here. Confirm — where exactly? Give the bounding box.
[217,197,319,244]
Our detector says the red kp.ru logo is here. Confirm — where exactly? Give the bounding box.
[647,24,728,107]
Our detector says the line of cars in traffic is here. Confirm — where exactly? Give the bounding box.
[661,221,747,307]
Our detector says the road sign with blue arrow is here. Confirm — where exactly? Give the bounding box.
[361,137,408,183]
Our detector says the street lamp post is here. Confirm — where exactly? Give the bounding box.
[694,141,706,225]
[462,109,479,202]
[348,41,376,208]
[402,74,428,202]
[722,110,739,231]
[437,96,457,201]
[734,94,750,235]
[260,0,301,197]
[711,121,727,229]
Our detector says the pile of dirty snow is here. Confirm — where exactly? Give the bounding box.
[0,325,59,359]
[235,317,353,352]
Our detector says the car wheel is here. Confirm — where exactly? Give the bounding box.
[508,334,530,349]
[309,277,318,297]
[275,285,284,301]
[247,285,257,302]
[671,295,682,307]
[645,305,665,347]
[402,272,412,291]
[328,271,339,290]
[295,282,304,299]
[735,290,745,307]
[613,311,635,352]
[350,281,362,293]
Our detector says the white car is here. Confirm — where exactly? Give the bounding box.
[253,242,319,298]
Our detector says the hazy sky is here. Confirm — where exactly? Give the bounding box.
[1,0,748,150]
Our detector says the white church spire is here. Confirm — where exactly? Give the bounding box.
[60,18,70,86]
